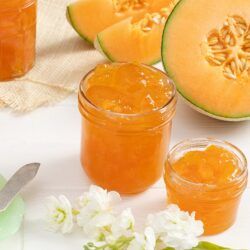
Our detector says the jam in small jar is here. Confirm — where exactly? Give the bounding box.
[165,138,248,235]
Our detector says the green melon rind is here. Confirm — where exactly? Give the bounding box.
[95,32,161,65]
[95,35,116,62]
[66,5,93,45]
[161,0,250,121]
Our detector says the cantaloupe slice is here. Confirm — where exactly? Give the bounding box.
[162,0,250,121]
[67,0,170,43]
[95,2,178,64]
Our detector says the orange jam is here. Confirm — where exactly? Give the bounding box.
[0,0,36,81]
[79,63,177,194]
[85,63,174,113]
[165,139,248,235]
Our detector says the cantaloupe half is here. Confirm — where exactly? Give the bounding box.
[162,0,250,121]
[95,1,178,64]
[67,0,171,43]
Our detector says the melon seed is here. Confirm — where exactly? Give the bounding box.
[204,15,250,80]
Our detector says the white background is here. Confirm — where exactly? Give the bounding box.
[0,89,249,249]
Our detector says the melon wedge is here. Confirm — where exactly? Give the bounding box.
[95,1,178,64]
[162,0,250,121]
[67,0,170,43]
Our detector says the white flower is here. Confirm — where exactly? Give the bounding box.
[111,209,135,238]
[76,185,121,239]
[78,185,121,211]
[77,208,115,239]
[128,227,156,250]
[146,204,204,250]
[46,195,74,234]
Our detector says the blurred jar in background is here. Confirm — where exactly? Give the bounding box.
[0,0,37,81]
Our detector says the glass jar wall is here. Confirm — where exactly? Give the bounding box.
[78,63,177,194]
[0,0,36,81]
[165,138,248,235]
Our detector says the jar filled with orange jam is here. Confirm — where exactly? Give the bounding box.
[0,0,36,81]
[79,63,177,194]
[165,138,248,235]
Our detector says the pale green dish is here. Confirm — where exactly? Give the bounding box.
[0,175,25,241]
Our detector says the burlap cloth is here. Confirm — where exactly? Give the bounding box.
[0,0,105,112]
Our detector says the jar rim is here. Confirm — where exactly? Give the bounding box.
[166,137,248,190]
[78,63,177,119]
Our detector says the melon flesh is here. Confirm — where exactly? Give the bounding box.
[162,0,250,120]
[95,0,177,64]
[95,18,164,64]
[67,0,170,43]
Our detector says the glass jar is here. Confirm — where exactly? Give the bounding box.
[78,64,177,194]
[0,0,37,81]
[165,138,248,235]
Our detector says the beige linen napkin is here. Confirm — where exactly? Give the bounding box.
[0,0,105,112]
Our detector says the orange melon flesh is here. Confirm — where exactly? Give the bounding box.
[162,0,250,120]
[95,17,165,64]
[67,0,170,43]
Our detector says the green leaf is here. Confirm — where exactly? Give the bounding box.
[82,236,134,250]
[192,241,232,250]
[163,241,236,250]
[85,240,244,250]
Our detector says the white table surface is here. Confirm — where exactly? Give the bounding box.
[0,89,249,249]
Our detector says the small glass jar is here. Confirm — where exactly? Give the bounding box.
[0,0,37,81]
[165,138,248,235]
[79,64,177,194]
